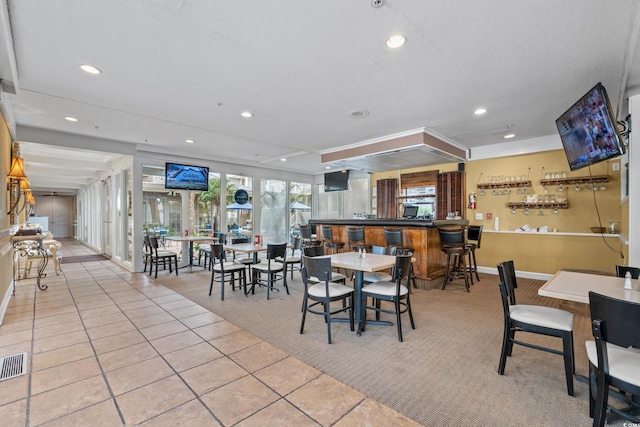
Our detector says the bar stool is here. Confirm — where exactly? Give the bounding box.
[384,227,417,289]
[321,225,345,254]
[346,226,372,252]
[300,224,321,247]
[438,227,472,292]
[466,225,483,281]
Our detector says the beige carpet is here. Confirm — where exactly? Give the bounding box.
[156,265,595,426]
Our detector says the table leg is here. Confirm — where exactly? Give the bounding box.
[189,242,194,273]
[354,270,364,336]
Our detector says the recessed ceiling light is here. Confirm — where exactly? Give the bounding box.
[504,134,516,139]
[241,111,253,118]
[347,109,369,119]
[280,158,287,162]
[185,139,194,143]
[64,116,78,122]
[386,35,406,48]
[474,108,487,115]
[325,166,331,170]
[80,64,101,74]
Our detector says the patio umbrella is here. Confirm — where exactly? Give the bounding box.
[226,202,252,210]
[227,202,252,229]
[290,201,311,210]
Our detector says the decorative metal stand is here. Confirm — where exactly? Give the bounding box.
[11,234,48,291]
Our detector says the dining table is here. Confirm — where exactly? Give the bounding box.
[164,235,217,273]
[329,251,397,336]
[538,270,640,304]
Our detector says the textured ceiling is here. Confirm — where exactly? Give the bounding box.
[1,0,640,191]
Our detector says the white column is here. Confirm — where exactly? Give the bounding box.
[628,94,640,266]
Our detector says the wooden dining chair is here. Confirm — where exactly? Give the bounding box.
[250,243,288,300]
[361,253,415,342]
[497,260,575,396]
[300,255,354,344]
[587,291,640,426]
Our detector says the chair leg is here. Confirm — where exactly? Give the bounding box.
[593,367,609,427]
[562,332,575,396]
[442,253,452,290]
[406,296,415,329]
[498,324,511,375]
[348,296,354,331]
[300,295,308,334]
[325,298,332,344]
[395,300,403,342]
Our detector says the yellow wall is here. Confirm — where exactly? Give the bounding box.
[1,111,13,310]
[371,149,626,275]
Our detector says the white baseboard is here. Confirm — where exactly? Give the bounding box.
[0,279,14,325]
[476,266,553,281]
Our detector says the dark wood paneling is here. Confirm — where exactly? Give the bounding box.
[376,178,398,219]
[436,171,466,220]
[400,170,438,190]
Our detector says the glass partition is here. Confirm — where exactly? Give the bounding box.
[226,174,253,239]
[260,178,287,242]
[290,181,312,235]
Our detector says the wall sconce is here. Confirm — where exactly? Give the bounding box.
[6,156,27,216]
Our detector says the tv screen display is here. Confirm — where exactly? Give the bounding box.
[324,170,350,192]
[165,162,209,191]
[402,205,419,219]
[555,83,625,171]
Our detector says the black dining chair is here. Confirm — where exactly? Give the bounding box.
[250,243,288,300]
[587,291,640,426]
[145,235,178,278]
[321,225,345,254]
[279,236,302,279]
[361,253,415,342]
[209,243,246,300]
[497,260,575,396]
[615,265,640,279]
[300,255,354,344]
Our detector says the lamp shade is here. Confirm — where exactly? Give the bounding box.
[7,157,27,179]
[19,178,31,191]
[26,192,35,205]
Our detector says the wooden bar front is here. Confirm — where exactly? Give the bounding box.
[309,219,465,289]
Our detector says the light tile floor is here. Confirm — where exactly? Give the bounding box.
[0,239,421,426]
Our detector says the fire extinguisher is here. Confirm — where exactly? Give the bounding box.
[469,192,477,209]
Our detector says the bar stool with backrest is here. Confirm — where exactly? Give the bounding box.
[384,227,416,289]
[299,224,321,248]
[346,226,372,253]
[438,227,472,292]
[466,225,483,282]
[321,225,345,255]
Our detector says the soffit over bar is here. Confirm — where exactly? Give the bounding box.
[321,131,467,173]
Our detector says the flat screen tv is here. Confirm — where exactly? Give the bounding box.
[165,162,209,191]
[402,205,419,219]
[555,82,625,171]
[324,170,350,192]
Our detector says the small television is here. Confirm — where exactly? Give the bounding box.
[555,83,625,171]
[402,205,419,219]
[165,162,209,191]
[324,170,350,192]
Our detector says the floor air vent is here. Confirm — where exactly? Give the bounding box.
[0,352,27,381]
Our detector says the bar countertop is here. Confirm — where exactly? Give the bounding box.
[308,218,469,227]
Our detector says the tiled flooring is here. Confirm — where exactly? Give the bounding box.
[0,240,421,426]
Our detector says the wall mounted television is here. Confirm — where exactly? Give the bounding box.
[324,170,350,192]
[555,82,625,171]
[165,162,209,191]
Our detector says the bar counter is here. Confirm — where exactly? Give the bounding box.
[309,219,469,288]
